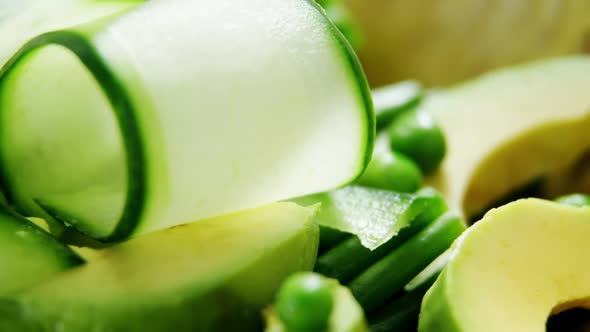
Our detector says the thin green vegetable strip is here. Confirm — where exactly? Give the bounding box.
[368,274,439,332]
[315,189,447,283]
[349,212,465,312]
[318,226,351,255]
[316,220,427,285]
[294,186,448,250]
[0,0,373,241]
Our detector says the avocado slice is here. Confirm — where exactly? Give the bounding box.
[419,199,590,331]
[0,202,319,331]
[264,281,369,332]
[423,57,590,220]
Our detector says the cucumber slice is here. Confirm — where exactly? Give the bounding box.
[0,206,83,295]
[0,0,141,66]
[0,202,319,331]
[0,0,373,241]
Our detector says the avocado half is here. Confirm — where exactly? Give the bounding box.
[418,199,590,332]
[0,202,319,332]
[423,56,590,221]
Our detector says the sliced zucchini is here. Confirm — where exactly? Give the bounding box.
[0,0,141,66]
[0,0,373,241]
[0,206,83,295]
[369,274,439,332]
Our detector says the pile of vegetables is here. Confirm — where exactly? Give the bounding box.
[0,0,589,331]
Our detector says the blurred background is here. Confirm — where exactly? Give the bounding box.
[323,0,590,87]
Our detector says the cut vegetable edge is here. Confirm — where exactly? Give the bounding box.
[419,199,590,332]
[0,30,146,241]
[0,1,374,242]
[0,206,84,295]
[306,0,375,171]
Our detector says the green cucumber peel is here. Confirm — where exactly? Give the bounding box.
[0,0,373,241]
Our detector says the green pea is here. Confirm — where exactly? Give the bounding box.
[388,110,446,174]
[276,272,334,331]
[356,150,422,193]
[555,193,590,207]
[372,80,423,131]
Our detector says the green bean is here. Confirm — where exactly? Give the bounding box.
[349,212,464,312]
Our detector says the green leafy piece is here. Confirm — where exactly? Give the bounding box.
[293,186,447,250]
[315,190,447,284]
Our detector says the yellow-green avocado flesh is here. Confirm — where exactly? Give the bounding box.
[419,199,590,332]
[424,57,590,219]
[0,202,319,331]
